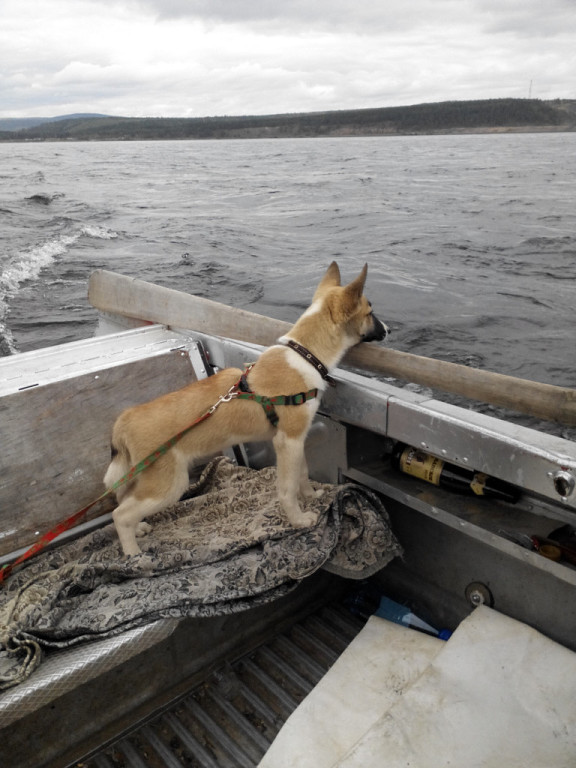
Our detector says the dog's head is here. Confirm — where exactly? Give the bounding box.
[314,261,388,344]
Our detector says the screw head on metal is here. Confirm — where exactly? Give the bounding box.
[465,581,494,608]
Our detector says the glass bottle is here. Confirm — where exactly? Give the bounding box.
[392,443,520,503]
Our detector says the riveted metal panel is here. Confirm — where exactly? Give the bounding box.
[0,346,195,557]
[386,396,576,510]
[0,324,192,396]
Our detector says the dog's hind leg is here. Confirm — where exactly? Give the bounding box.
[298,453,323,501]
[274,432,318,528]
[113,495,169,556]
[112,451,190,556]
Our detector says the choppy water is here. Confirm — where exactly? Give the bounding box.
[0,134,575,436]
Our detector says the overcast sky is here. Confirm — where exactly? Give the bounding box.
[1,0,575,119]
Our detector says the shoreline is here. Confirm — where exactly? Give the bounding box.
[2,125,575,144]
[1,98,574,143]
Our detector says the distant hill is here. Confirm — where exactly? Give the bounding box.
[0,114,110,132]
[1,100,574,142]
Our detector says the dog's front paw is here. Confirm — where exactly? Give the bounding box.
[136,522,153,538]
[287,509,318,528]
[299,485,323,501]
[121,541,142,557]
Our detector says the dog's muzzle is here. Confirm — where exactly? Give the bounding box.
[363,313,388,343]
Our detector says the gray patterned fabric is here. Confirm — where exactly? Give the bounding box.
[0,458,401,690]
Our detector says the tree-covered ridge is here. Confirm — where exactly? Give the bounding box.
[1,99,574,141]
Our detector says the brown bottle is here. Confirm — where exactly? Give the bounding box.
[392,443,520,503]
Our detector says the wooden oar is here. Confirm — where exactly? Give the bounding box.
[88,270,576,427]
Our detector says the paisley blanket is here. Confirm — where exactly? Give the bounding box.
[0,458,401,690]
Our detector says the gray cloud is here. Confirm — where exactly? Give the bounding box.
[131,0,471,33]
[132,0,576,39]
[473,0,576,37]
[1,0,574,118]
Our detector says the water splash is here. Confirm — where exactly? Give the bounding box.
[0,225,117,354]
[80,225,118,240]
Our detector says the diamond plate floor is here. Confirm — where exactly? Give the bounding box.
[78,604,364,768]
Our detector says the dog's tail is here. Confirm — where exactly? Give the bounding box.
[103,439,132,497]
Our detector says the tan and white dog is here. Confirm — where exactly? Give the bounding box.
[104,262,387,556]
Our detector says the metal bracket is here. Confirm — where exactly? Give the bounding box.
[186,339,216,380]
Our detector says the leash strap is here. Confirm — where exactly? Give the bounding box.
[0,368,320,583]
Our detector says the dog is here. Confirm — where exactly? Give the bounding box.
[104,262,387,556]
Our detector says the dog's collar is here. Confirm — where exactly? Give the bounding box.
[283,339,336,386]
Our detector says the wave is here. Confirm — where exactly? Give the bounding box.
[80,225,118,240]
[25,193,63,206]
[0,234,78,354]
[0,234,78,296]
[0,224,118,295]
[0,224,118,355]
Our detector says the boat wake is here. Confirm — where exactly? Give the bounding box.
[0,225,117,355]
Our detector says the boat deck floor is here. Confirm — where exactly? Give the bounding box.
[76,603,365,768]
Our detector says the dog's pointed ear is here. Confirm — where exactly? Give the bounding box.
[327,264,369,323]
[343,264,368,303]
[314,261,341,299]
